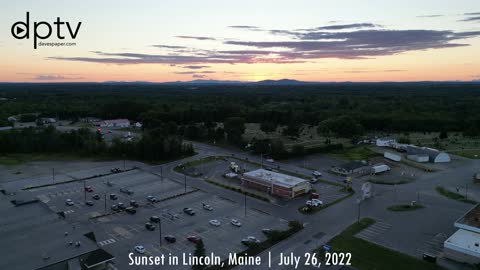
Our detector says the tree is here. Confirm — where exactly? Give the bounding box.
[224,117,246,145]
[439,131,448,140]
[192,240,206,270]
[317,115,364,138]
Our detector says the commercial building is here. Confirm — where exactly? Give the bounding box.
[384,151,401,162]
[241,169,311,199]
[95,119,130,128]
[331,161,369,176]
[444,204,480,264]
[406,145,451,163]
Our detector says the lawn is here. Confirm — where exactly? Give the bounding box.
[0,153,93,166]
[368,178,413,185]
[328,146,379,161]
[435,186,477,204]
[387,204,424,211]
[318,218,446,270]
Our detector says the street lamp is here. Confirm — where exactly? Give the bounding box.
[356,198,362,223]
[159,218,162,246]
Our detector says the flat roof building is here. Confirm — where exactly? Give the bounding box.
[241,169,311,199]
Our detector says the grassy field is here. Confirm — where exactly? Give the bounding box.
[319,218,446,270]
[328,146,379,161]
[368,178,413,185]
[435,186,477,204]
[387,204,424,211]
[0,153,96,166]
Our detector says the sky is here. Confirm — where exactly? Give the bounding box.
[1,0,480,82]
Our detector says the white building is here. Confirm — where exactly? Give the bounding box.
[384,152,401,162]
[407,154,429,163]
[444,204,480,264]
[241,169,311,199]
[376,137,396,147]
[406,145,451,163]
[96,119,130,128]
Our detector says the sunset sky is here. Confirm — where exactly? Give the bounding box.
[1,0,480,82]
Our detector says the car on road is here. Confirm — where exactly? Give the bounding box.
[312,171,322,177]
[183,208,195,216]
[111,205,119,211]
[262,228,273,235]
[130,200,139,207]
[209,219,221,226]
[306,199,323,207]
[134,245,145,254]
[309,193,320,199]
[202,203,213,211]
[65,199,74,206]
[150,216,160,223]
[109,194,118,200]
[164,235,176,243]
[231,219,242,227]
[187,235,201,243]
[84,186,93,192]
[125,207,136,214]
[92,194,101,200]
[85,201,94,206]
[146,195,158,203]
[117,202,126,210]
[241,236,260,246]
[120,187,134,195]
[266,158,275,163]
[145,222,156,231]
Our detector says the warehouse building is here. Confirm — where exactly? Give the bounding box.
[444,204,480,264]
[331,161,369,176]
[241,169,311,199]
[406,145,451,163]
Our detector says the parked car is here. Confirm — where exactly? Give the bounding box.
[130,200,139,207]
[84,186,93,192]
[85,200,94,206]
[150,216,160,223]
[145,222,156,231]
[241,236,260,246]
[111,168,121,173]
[92,194,101,200]
[109,194,118,200]
[117,202,126,210]
[312,171,322,177]
[309,193,320,199]
[306,199,323,207]
[202,203,213,211]
[65,199,74,206]
[266,158,274,163]
[134,245,145,254]
[187,235,201,243]
[209,219,221,226]
[146,195,158,203]
[120,187,134,195]
[262,228,273,235]
[310,178,319,184]
[231,219,242,227]
[183,208,195,216]
[125,207,136,214]
[164,235,176,243]
[111,205,119,211]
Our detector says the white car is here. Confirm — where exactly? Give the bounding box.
[306,199,323,207]
[134,245,145,254]
[203,204,213,211]
[266,158,275,163]
[231,219,242,227]
[65,199,74,206]
[209,219,221,227]
[312,171,322,177]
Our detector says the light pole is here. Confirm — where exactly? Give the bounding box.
[52,168,55,184]
[184,175,187,193]
[244,192,247,217]
[160,166,163,181]
[83,180,86,202]
[356,198,362,223]
[104,192,107,214]
[159,218,162,246]
[465,184,468,200]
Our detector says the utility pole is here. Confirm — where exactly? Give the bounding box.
[159,218,162,246]
[357,199,361,223]
[52,168,55,184]
[244,192,247,217]
[84,180,86,202]
[184,175,187,193]
[160,166,163,181]
[123,154,126,171]
[465,184,468,200]
[104,192,107,214]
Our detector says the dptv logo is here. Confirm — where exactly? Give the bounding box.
[11,12,82,49]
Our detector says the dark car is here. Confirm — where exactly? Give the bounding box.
[150,216,160,223]
[146,195,157,203]
[241,236,260,246]
[262,228,273,235]
[125,207,136,214]
[84,186,93,192]
[111,205,119,211]
[183,208,195,216]
[109,194,118,200]
[145,222,155,231]
[85,200,94,206]
[117,202,126,210]
[92,194,101,200]
[187,235,201,243]
[120,187,134,195]
[164,235,176,243]
[130,200,139,207]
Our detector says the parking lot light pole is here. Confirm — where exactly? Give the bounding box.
[104,192,107,214]
[52,168,55,184]
[244,192,247,217]
[184,175,187,193]
[84,180,86,202]
[356,198,362,223]
[465,184,468,200]
[159,219,162,246]
[160,166,163,181]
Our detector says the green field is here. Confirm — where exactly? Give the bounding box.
[319,218,446,270]
[0,153,94,166]
[435,186,477,204]
[328,146,379,161]
[387,204,424,211]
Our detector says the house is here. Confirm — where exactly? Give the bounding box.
[95,119,130,128]
[376,137,396,147]
[331,161,368,176]
[444,204,480,264]
[406,145,451,163]
[241,169,311,199]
